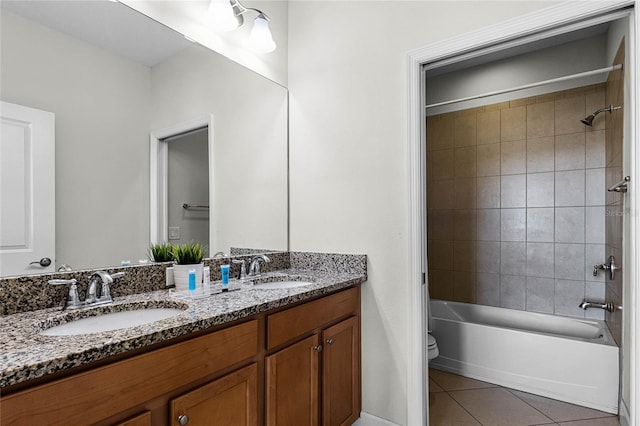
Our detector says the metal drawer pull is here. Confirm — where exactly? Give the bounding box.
[326,338,333,345]
[313,345,323,352]
[178,414,189,425]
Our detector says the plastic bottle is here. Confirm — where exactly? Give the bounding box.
[221,264,230,292]
[188,269,196,292]
[203,266,211,295]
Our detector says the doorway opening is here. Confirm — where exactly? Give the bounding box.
[407,2,638,425]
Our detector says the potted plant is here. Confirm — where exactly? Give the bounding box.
[149,242,174,263]
[172,241,206,291]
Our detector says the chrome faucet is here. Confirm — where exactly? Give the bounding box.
[578,300,614,312]
[248,255,270,277]
[86,271,125,305]
[48,278,81,310]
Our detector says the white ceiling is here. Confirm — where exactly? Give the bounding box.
[1,0,192,67]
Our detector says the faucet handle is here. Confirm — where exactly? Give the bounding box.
[48,279,81,309]
[111,272,125,280]
[100,272,125,301]
[232,259,247,280]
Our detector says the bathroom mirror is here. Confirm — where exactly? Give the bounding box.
[0,1,288,276]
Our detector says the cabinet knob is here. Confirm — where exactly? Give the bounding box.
[313,344,323,352]
[326,338,333,345]
[178,414,189,425]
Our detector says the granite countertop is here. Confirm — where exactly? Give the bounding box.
[0,268,364,389]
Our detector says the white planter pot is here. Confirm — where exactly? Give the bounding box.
[173,263,204,291]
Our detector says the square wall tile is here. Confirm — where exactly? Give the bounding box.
[501,140,526,175]
[526,277,555,314]
[527,136,554,173]
[555,243,585,281]
[555,207,585,243]
[527,101,555,138]
[454,146,476,178]
[428,240,454,270]
[501,275,526,310]
[526,242,554,278]
[427,114,454,151]
[585,281,605,320]
[454,178,477,209]
[501,106,526,142]
[527,208,554,242]
[555,133,586,171]
[555,95,585,135]
[527,172,554,208]
[454,240,476,272]
[477,176,500,209]
[501,208,526,242]
[586,130,606,168]
[555,170,585,207]
[585,244,605,283]
[501,242,526,276]
[585,206,605,244]
[453,271,476,303]
[431,149,454,181]
[477,110,500,145]
[555,279,585,318]
[477,143,501,176]
[586,168,605,206]
[476,273,500,306]
[477,209,500,241]
[428,209,454,241]
[476,241,500,274]
[501,174,526,208]
[454,114,476,147]
[428,269,453,300]
[454,209,477,241]
[428,179,454,210]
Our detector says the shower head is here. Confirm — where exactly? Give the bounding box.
[580,104,622,126]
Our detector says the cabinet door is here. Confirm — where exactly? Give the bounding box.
[114,411,152,426]
[170,363,258,426]
[322,317,359,426]
[266,334,320,426]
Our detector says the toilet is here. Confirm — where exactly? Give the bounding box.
[428,333,439,361]
[427,288,439,361]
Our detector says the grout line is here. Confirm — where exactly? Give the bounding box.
[445,389,485,426]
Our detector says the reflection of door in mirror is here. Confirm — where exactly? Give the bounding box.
[0,101,55,276]
[167,128,209,254]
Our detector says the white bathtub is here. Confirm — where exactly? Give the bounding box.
[430,300,619,414]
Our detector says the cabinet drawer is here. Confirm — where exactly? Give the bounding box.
[1,320,258,426]
[267,287,358,350]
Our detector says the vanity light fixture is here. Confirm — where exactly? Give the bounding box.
[207,0,276,53]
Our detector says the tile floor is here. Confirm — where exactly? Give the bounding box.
[429,369,620,426]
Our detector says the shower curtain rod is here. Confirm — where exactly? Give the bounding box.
[425,64,623,109]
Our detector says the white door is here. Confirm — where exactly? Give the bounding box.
[0,101,55,277]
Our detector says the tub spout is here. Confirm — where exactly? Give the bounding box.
[579,300,614,312]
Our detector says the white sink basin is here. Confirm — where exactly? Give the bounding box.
[40,308,185,336]
[251,281,314,290]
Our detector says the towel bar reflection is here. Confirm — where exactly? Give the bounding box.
[607,176,630,193]
[182,203,209,210]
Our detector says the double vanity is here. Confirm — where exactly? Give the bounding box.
[0,251,366,425]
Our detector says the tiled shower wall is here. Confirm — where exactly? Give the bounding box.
[426,84,608,319]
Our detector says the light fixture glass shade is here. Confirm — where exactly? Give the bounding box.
[208,0,240,32]
[249,14,276,53]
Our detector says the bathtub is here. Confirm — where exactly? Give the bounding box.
[430,300,619,414]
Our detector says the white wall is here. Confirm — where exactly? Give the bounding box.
[287,1,560,424]
[1,10,152,270]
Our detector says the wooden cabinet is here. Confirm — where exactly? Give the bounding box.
[170,363,258,426]
[266,287,360,426]
[1,286,360,426]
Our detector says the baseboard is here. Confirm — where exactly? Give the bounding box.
[619,398,630,426]
[358,412,401,426]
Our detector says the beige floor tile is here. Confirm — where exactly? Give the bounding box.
[509,389,615,422]
[558,418,620,426]
[430,377,444,393]
[429,369,496,391]
[429,392,481,426]
[450,387,554,426]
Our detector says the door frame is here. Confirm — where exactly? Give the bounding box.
[406,1,639,424]
[150,115,214,249]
